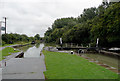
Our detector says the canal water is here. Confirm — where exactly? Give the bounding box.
[17,43,44,57]
[80,53,119,69]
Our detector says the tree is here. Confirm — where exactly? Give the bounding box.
[44,2,120,47]
[2,33,33,45]
[34,34,40,40]
[78,7,97,23]
[91,3,120,47]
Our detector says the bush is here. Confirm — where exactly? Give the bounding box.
[2,41,6,46]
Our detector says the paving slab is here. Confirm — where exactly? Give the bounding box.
[0,68,2,81]
[0,61,2,81]
[2,53,46,79]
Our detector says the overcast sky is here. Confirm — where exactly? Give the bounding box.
[0,0,102,37]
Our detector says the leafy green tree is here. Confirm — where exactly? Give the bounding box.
[91,3,120,47]
[44,2,120,47]
[34,34,40,40]
[78,7,97,23]
[2,33,33,45]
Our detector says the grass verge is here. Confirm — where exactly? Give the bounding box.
[0,47,20,61]
[43,50,118,79]
[1,42,31,47]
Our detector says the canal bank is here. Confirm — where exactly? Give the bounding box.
[0,43,30,51]
[44,46,120,74]
[43,50,118,79]
[2,43,46,79]
[78,53,120,74]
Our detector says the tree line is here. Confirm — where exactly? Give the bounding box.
[44,2,120,47]
[1,33,41,45]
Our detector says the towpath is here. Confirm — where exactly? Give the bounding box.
[2,53,46,79]
[0,44,19,51]
[2,44,46,79]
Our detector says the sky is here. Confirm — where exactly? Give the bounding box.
[0,0,102,37]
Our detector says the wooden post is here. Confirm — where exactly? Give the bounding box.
[5,62,6,66]
[3,17,7,34]
[2,17,7,34]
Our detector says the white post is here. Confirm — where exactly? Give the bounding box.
[60,38,62,45]
[96,38,99,47]
[60,38,62,48]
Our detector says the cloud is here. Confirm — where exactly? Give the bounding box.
[0,0,102,37]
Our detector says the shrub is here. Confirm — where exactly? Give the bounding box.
[2,41,6,46]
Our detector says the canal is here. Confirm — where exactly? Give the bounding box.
[17,43,119,70]
[17,43,44,57]
[80,53,119,69]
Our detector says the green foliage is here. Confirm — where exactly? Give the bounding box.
[44,2,120,47]
[2,33,41,46]
[45,17,78,43]
[91,3,120,47]
[2,41,6,46]
[78,7,97,23]
[2,33,30,44]
[52,17,77,29]
[0,47,20,61]
[43,50,118,79]
[34,34,40,40]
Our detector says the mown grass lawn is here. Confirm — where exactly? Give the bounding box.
[43,50,118,79]
[0,47,20,61]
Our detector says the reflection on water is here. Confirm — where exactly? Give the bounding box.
[17,45,34,52]
[17,43,44,58]
[81,53,119,69]
[35,43,40,48]
[24,43,44,57]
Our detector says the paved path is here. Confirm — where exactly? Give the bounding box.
[2,53,46,79]
[0,63,2,81]
[0,44,20,81]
